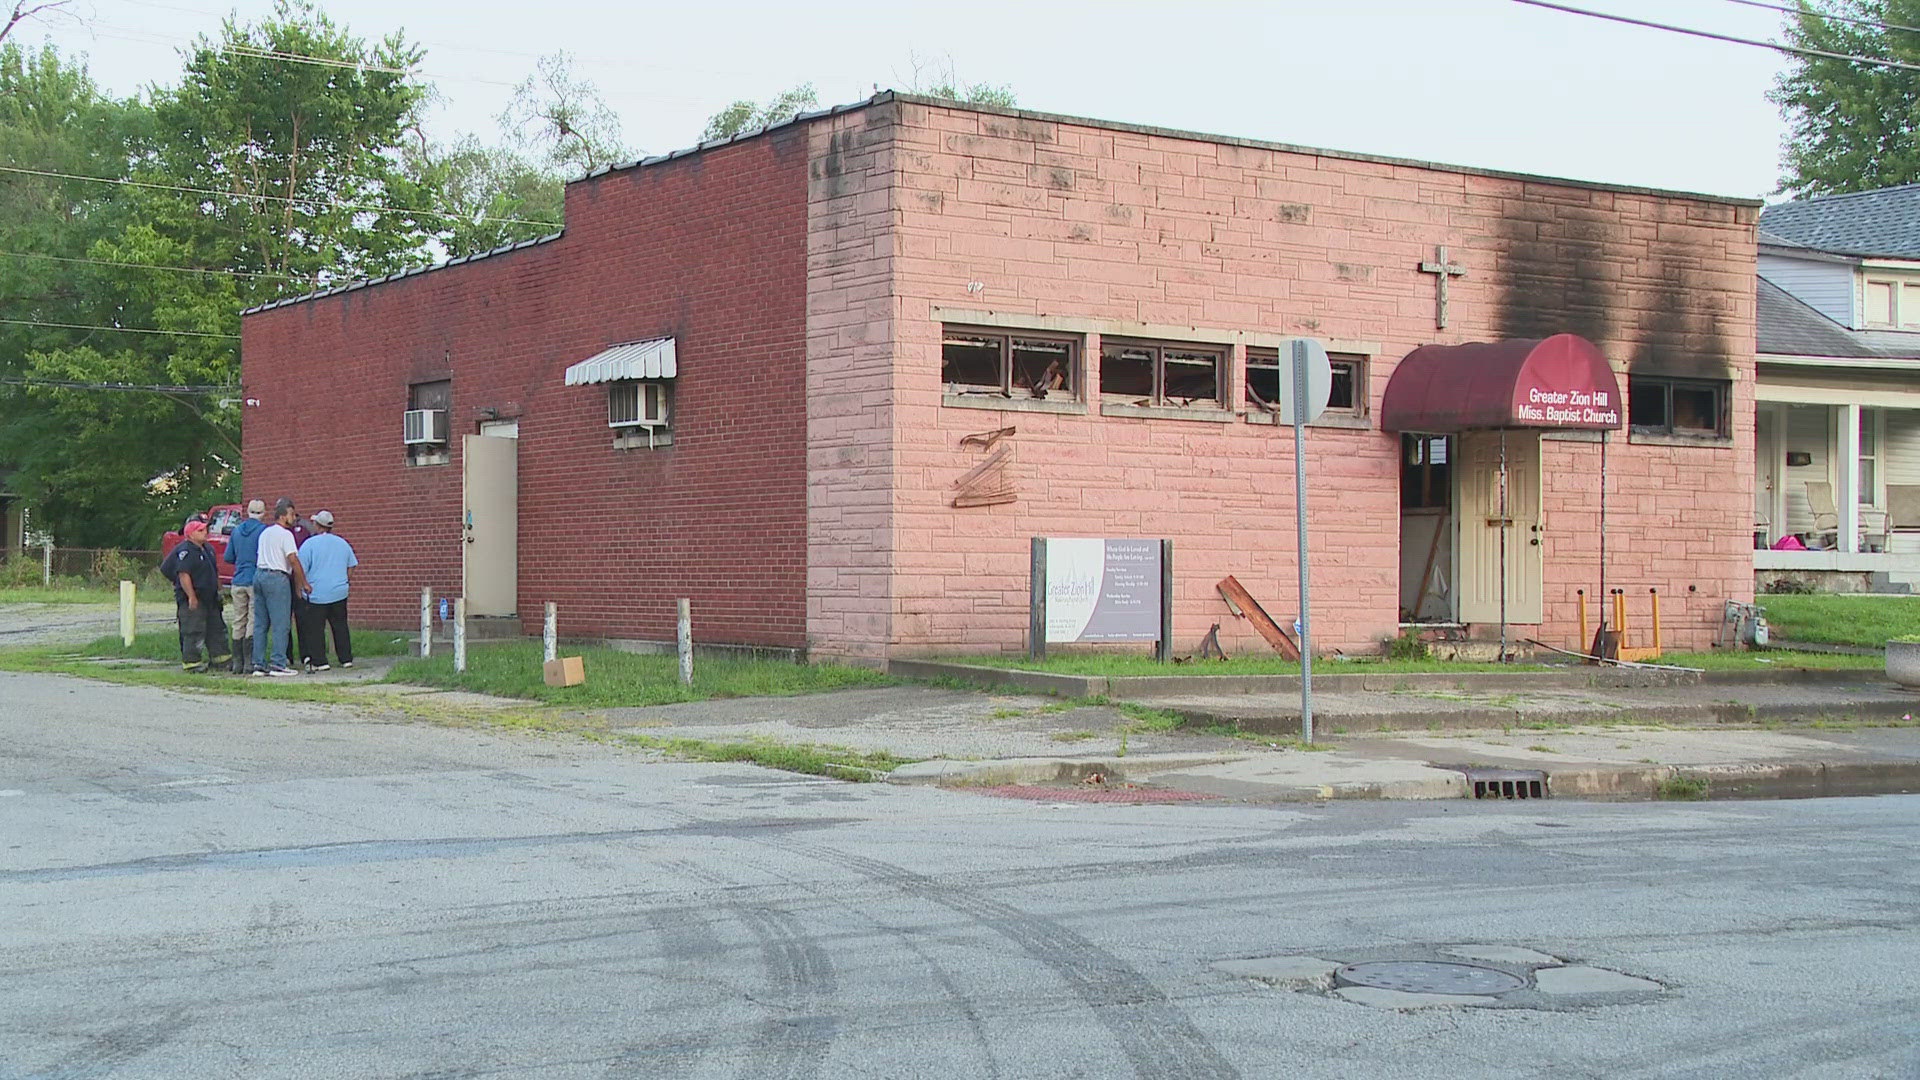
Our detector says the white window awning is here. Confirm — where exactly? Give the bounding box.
[564,337,677,385]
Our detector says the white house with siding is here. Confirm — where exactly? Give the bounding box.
[1754,184,1920,590]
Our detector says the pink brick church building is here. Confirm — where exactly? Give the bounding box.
[240,93,1759,660]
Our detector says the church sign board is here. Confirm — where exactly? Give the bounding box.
[1029,538,1173,660]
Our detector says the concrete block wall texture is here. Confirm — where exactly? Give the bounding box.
[242,129,813,647]
[831,98,1756,658]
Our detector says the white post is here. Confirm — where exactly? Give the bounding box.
[1840,403,1862,554]
[452,597,467,673]
[118,579,135,646]
[677,598,693,687]
[419,586,433,658]
[451,591,466,668]
[41,541,51,587]
[543,602,557,663]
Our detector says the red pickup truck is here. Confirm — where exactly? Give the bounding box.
[160,504,244,585]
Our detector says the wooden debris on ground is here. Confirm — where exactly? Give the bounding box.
[1215,576,1301,660]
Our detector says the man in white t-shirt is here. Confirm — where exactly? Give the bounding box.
[251,498,312,676]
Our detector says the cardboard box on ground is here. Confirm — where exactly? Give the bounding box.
[543,656,585,688]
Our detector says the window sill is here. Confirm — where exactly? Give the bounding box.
[1099,401,1234,423]
[614,428,674,450]
[942,393,1087,415]
[1627,428,1731,448]
[1244,410,1372,430]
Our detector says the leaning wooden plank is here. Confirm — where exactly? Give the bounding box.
[959,426,1016,450]
[953,445,1012,489]
[952,491,1017,508]
[1216,575,1301,660]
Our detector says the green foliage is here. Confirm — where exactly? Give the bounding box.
[1770,0,1920,196]
[0,4,438,546]
[1761,577,1818,595]
[702,83,819,142]
[1656,773,1711,801]
[386,640,893,707]
[1386,630,1431,662]
[497,51,630,176]
[906,52,1016,107]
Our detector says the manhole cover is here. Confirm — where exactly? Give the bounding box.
[1334,961,1526,995]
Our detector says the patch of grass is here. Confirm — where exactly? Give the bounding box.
[0,585,127,605]
[1050,730,1098,743]
[1527,744,1555,753]
[943,653,1552,676]
[1268,738,1334,752]
[988,706,1026,720]
[1655,773,1711,801]
[385,640,892,707]
[1662,649,1882,671]
[77,627,414,664]
[616,733,910,781]
[1113,701,1184,732]
[1751,594,1920,648]
[0,644,355,703]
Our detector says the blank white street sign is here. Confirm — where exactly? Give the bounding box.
[1275,338,1332,425]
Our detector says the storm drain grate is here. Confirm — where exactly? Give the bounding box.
[1462,768,1548,800]
[1335,960,1528,995]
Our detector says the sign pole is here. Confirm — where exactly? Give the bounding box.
[1291,339,1314,745]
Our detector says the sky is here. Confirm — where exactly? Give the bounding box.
[18,0,1799,200]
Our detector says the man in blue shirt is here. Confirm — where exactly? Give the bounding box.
[222,499,266,674]
[296,509,359,671]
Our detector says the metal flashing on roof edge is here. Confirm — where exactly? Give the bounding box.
[241,230,563,315]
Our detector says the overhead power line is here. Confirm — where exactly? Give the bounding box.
[0,164,562,230]
[0,376,230,394]
[1,250,302,281]
[1720,0,1920,36]
[0,317,238,339]
[1512,0,1920,71]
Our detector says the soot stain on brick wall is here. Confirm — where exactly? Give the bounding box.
[1494,207,1617,346]
[1629,255,1733,380]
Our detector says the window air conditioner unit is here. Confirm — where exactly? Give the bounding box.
[403,408,448,445]
[608,382,669,428]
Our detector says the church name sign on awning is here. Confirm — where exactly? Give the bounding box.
[1382,333,1624,433]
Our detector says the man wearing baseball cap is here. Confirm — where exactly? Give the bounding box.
[296,509,359,670]
[222,499,268,674]
[158,519,230,673]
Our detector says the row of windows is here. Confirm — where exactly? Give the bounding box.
[941,326,1366,417]
[403,376,675,465]
[1863,277,1920,330]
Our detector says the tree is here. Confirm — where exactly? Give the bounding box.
[0,2,439,546]
[401,132,562,257]
[701,83,818,142]
[1771,0,1920,196]
[498,51,629,176]
[0,0,76,45]
[905,52,1016,108]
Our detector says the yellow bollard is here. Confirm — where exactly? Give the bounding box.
[1577,589,1587,652]
[119,579,135,647]
[1650,588,1662,654]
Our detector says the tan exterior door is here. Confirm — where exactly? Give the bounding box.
[462,434,518,617]
[1457,431,1543,625]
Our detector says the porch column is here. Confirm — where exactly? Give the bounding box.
[1840,403,1862,554]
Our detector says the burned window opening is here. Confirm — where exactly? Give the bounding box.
[1401,434,1451,510]
[1247,349,1365,416]
[1101,339,1225,408]
[941,327,1079,400]
[1628,375,1727,438]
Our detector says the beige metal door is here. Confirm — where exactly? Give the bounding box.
[462,434,518,617]
[1457,431,1543,625]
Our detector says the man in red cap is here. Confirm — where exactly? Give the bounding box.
[158,518,230,673]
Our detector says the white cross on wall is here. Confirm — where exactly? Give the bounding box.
[1418,245,1467,329]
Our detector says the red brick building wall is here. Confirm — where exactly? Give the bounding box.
[240,128,813,647]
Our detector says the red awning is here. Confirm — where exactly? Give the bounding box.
[1380,333,1623,433]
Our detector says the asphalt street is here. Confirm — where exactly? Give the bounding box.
[2,670,1916,1079]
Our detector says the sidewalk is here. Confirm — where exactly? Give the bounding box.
[595,680,1920,802]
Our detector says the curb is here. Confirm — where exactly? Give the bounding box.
[1166,695,1920,735]
[887,752,1248,788]
[1543,759,1920,801]
[888,658,1895,698]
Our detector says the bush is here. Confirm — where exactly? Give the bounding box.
[1385,629,1431,662]
[1762,577,1818,595]
[0,555,42,589]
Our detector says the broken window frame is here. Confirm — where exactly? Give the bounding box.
[1627,374,1728,438]
[1099,338,1226,409]
[940,326,1080,401]
[405,379,452,466]
[1245,349,1366,417]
